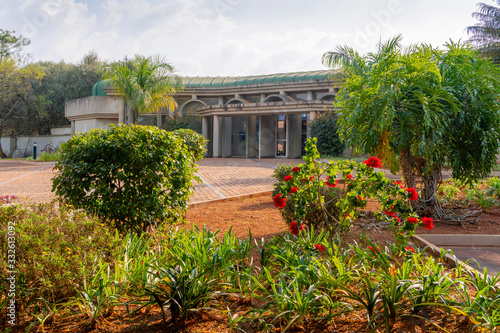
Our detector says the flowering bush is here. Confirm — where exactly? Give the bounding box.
[273,138,432,250]
[0,195,17,204]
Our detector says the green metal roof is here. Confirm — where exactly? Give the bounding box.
[91,70,339,94]
[92,80,113,96]
[182,70,339,88]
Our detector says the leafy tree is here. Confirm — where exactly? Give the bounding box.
[0,59,45,157]
[102,55,183,123]
[52,124,206,234]
[466,1,500,63]
[0,29,30,62]
[31,51,103,134]
[322,36,500,219]
[308,110,345,156]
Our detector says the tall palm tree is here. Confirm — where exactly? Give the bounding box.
[466,1,500,63]
[103,54,183,124]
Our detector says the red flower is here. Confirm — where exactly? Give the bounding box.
[342,214,351,219]
[310,176,314,181]
[357,195,364,201]
[273,193,287,209]
[325,176,338,188]
[289,221,306,236]
[346,174,353,180]
[368,246,380,253]
[406,187,418,201]
[394,216,401,223]
[406,217,418,224]
[315,244,325,251]
[421,217,434,230]
[289,187,298,194]
[405,246,415,253]
[394,181,403,189]
[283,175,293,182]
[292,167,300,173]
[363,156,382,168]
[384,210,395,217]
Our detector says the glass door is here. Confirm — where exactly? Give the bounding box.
[276,115,286,157]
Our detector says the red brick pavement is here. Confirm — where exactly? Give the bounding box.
[3,158,490,205]
[0,158,304,204]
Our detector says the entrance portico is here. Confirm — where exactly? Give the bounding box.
[176,70,342,158]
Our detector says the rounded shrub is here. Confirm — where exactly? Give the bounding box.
[309,111,345,157]
[52,124,206,234]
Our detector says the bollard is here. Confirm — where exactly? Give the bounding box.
[33,142,37,160]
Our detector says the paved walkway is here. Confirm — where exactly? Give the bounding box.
[0,159,302,204]
[2,159,500,204]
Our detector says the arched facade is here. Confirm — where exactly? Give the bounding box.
[66,69,342,159]
[179,99,207,116]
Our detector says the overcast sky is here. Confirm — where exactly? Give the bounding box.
[0,0,485,76]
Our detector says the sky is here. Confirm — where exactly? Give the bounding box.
[0,0,485,76]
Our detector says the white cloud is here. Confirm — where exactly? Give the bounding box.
[0,0,485,75]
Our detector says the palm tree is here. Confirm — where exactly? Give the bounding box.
[466,1,500,63]
[103,54,183,124]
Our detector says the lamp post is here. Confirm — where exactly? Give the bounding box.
[33,142,37,160]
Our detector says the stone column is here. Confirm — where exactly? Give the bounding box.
[307,91,314,101]
[71,121,76,135]
[259,115,275,158]
[287,114,302,159]
[246,115,256,158]
[221,117,232,158]
[126,104,134,124]
[118,100,126,124]
[156,110,162,129]
[213,115,220,157]
[258,115,262,159]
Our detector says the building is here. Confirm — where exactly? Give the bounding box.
[65,69,342,158]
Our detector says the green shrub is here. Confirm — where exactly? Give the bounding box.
[274,138,425,250]
[309,111,345,157]
[36,151,60,161]
[52,124,206,234]
[0,202,122,310]
[272,163,345,230]
[162,114,201,133]
[272,164,295,197]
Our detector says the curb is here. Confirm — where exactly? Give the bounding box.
[412,234,500,284]
[189,190,273,208]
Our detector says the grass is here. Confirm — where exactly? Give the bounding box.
[25,152,60,162]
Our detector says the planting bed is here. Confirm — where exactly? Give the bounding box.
[23,193,499,333]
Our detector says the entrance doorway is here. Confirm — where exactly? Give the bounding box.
[276,115,286,157]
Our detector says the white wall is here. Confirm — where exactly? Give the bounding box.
[74,118,118,133]
[1,135,72,157]
[65,95,124,120]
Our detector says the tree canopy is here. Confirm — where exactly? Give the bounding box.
[0,59,45,156]
[466,1,500,63]
[102,54,183,123]
[322,36,500,218]
[31,51,103,134]
[0,29,30,62]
